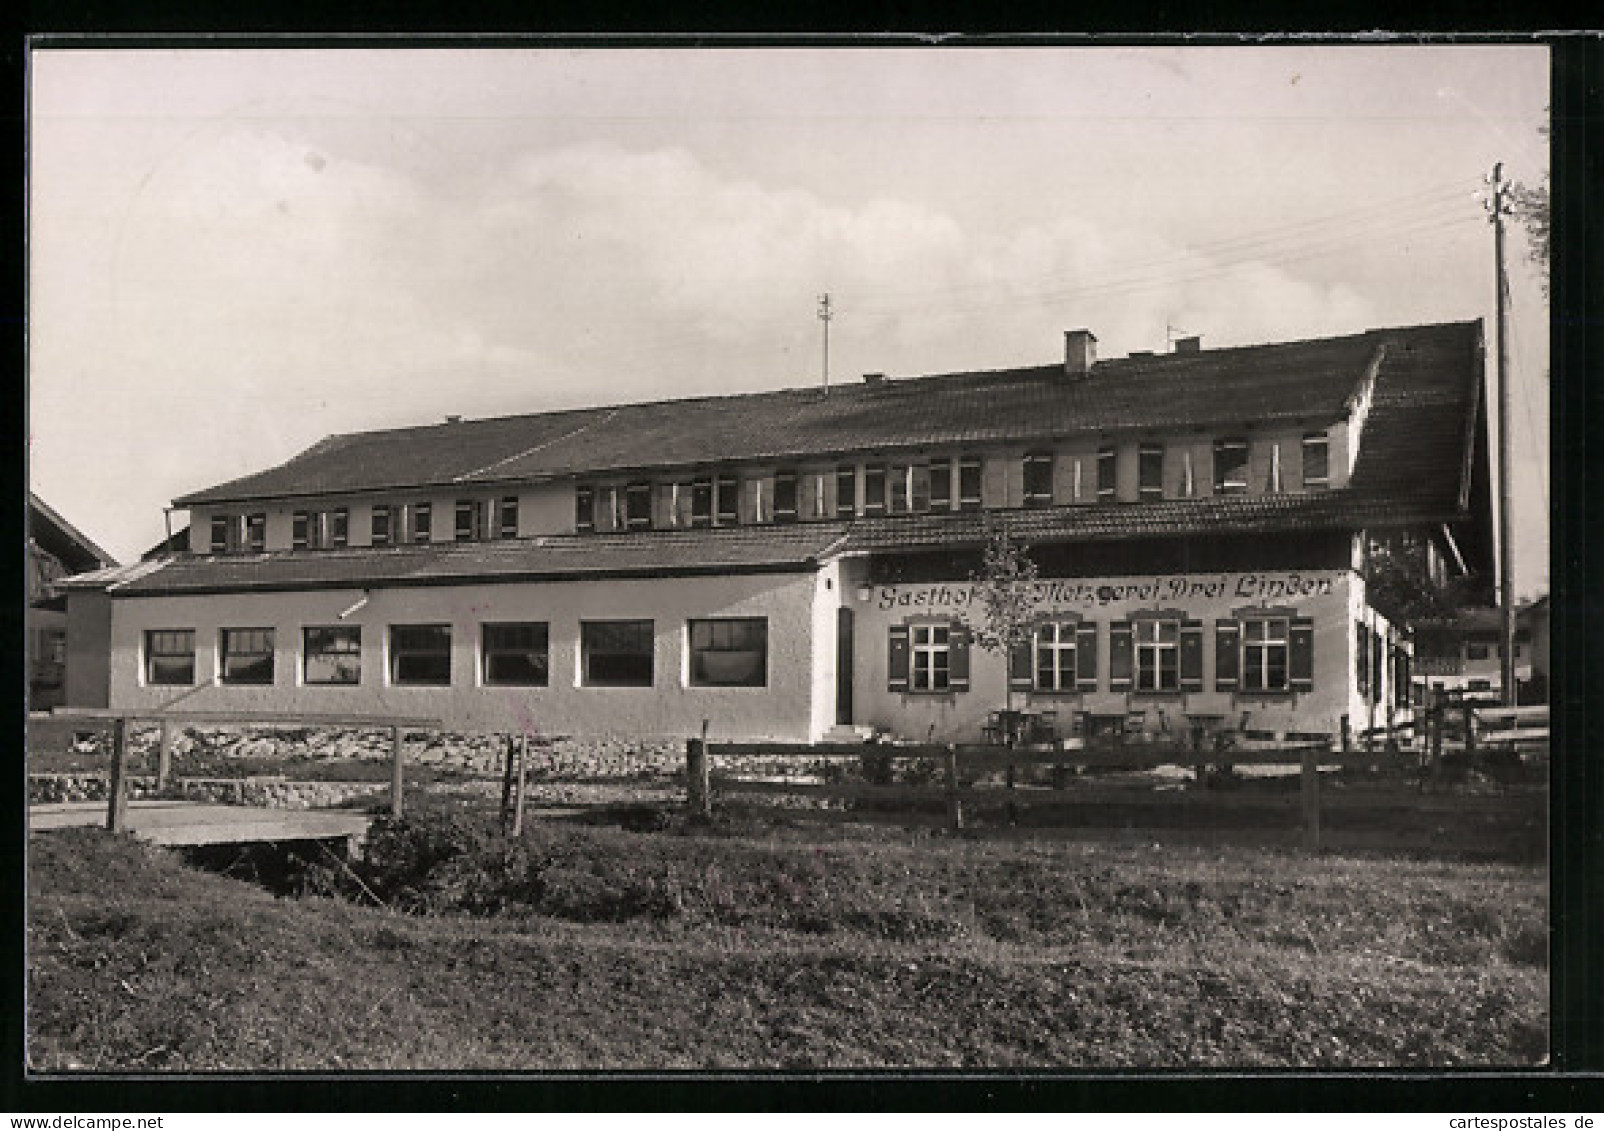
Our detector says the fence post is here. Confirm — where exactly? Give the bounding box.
[156,718,174,792]
[1300,742,1320,852]
[106,716,130,834]
[945,745,963,830]
[511,734,528,837]
[686,737,711,820]
[1340,714,1351,754]
[390,725,405,819]
[1462,700,1477,758]
[500,734,517,831]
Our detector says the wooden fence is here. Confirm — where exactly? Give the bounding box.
[688,730,1544,852]
[42,709,447,833]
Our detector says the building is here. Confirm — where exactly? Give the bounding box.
[60,320,1493,744]
[28,494,118,709]
[1413,599,1546,703]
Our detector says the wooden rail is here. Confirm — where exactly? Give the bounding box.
[47,708,446,830]
[690,736,1541,850]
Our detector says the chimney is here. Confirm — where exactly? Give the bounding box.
[862,372,886,387]
[1064,329,1098,377]
[1173,336,1202,354]
[443,414,463,423]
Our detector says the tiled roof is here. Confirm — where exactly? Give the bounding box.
[100,523,851,596]
[174,323,1446,506]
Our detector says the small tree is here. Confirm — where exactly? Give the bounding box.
[968,519,1043,744]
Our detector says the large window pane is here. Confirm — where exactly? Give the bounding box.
[145,629,195,685]
[220,628,274,685]
[391,624,451,686]
[690,618,767,687]
[483,623,549,686]
[304,626,361,685]
[583,620,654,687]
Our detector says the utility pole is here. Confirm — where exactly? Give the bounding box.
[818,293,832,395]
[1486,162,1517,707]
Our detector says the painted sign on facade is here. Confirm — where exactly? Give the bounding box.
[872,571,1345,614]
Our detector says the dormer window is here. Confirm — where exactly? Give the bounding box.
[1096,447,1117,503]
[1214,438,1249,495]
[372,504,392,546]
[1138,444,1164,502]
[575,487,595,534]
[1023,451,1054,506]
[957,457,983,511]
[625,482,653,530]
[774,470,799,524]
[715,475,740,526]
[835,465,857,518]
[863,464,887,516]
[1302,431,1329,491]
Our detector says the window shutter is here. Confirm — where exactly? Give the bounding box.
[1215,619,1241,691]
[1355,621,1370,698]
[1180,620,1204,692]
[1290,617,1315,692]
[1009,639,1034,690]
[948,623,971,692]
[887,625,911,692]
[1075,622,1099,691]
[1372,630,1385,704]
[1109,621,1133,691]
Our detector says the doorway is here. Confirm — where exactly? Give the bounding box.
[835,606,854,725]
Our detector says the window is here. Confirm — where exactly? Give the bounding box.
[246,514,266,552]
[304,626,361,685]
[145,630,195,685]
[575,487,595,533]
[408,503,432,544]
[1222,615,1312,693]
[1242,617,1289,692]
[1096,447,1117,502]
[912,624,950,691]
[689,618,767,687]
[665,482,695,528]
[889,464,910,514]
[372,504,392,546]
[220,628,274,685]
[1302,431,1329,490]
[773,471,798,524]
[929,459,952,510]
[330,508,348,548]
[1466,642,1490,662]
[1215,438,1249,494]
[625,482,653,530]
[808,472,829,520]
[295,509,345,550]
[715,475,739,526]
[292,511,309,550]
[391,625,452,686]
[958,457,983,511]
[887,622,970,693]
[482,623,549,687]
[690,478,713,527]
[582,620,654,687]
[836,466,857,517]
[1023,451,1054,506]
[1139,444,1164,502]
[499,496,519,539]
[863,464,887,515]
[1133,619,1180,692]
[1032,616,1097,686]
[210,515,231,553]
[456,499,487,541]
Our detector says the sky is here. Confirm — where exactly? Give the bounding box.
[28,45,1551,597]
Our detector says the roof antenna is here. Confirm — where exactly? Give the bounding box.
[1165,322,1191,346]
[818,293,833,397]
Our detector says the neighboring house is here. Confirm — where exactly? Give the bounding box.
[60,320,1494,743]
[1413,599,1547,703]
[27,494,117,709]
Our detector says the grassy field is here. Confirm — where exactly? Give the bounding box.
[27,807,1548,1071]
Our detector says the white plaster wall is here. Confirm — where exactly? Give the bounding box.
[848,569,1364,743]
[106,571,822,740]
